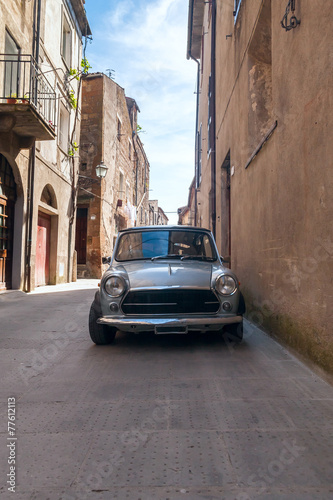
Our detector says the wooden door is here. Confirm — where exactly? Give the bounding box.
[35,212,50,287]
[0,198,15,289]
[0,155,16,290]
[75,207,88,264]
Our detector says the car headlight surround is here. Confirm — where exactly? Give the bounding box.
[215,274,237,296]
[104,275,126,297]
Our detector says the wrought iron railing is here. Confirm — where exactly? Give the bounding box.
[0,54,56,130]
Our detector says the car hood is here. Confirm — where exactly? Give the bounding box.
[114,260,215,289]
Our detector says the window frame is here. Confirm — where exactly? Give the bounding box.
[4,30,20,100]
[58,104,70,153]
[61,9,72,69]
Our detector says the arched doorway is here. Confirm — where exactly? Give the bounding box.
[0,155,17,289]
[36,184,58,287]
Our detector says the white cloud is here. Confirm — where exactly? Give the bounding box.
[85,0,197,224]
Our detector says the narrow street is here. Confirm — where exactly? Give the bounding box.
[0,280,332,500]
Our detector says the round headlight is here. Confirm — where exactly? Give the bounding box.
[104,276,126,297]
[215,275,237,296]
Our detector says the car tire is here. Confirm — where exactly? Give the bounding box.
[223,321,243,343]
[89,301,117,345]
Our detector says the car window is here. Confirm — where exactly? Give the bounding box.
[115,230,217,261]
[115,231,168,261]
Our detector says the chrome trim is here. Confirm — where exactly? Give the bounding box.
[97,315,243,332]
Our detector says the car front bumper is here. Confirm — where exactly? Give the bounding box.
[97,315,243,334]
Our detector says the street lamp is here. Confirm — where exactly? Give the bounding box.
[95,161,108,179]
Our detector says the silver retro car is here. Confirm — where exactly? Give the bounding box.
[89,226,245,345]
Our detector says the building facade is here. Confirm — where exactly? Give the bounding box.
[76,73,151,278]
[178,178,195,225]
[148,200,169,226]
[187,0,333,373]
[0,0,90,290]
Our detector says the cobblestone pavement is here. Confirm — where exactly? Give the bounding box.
[0,280,332,499]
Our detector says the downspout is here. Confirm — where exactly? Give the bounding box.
[211,0,217,238]
[25,144,36,292]
[194,62,200,226]
[187,0,200,227]
[131,126,139,227]
[67,28,89,283]
[25,0,41,292]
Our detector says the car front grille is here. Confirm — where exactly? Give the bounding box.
[121,289,220,315]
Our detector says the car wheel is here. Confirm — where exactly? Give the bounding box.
[89,301,117,345]
[223,321,243,343]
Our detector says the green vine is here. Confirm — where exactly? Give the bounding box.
[69,90,77,109]
[68,57,91,108]
[68,141,78,157]
[81,57,92,75]
[137,124,146,134]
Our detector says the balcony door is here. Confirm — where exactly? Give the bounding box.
[4,30,20,100]
[0,155,16,290]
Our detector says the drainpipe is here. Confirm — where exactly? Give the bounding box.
[25,144,36,292]
[210,0,217,238]
[25,0,41,292]
[194,62,200,226]
[187,0,200,227]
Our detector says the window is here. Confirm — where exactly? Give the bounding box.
[39,0,46,43]
[115,230,217,262]
[247,0,272,152]
[117,118,121,139]
[119,172,124,200]
[207,75,213,156]
[58,105,69,152]
[196,123,202,187]
[128,141,132,160]
[201,34,205,74]
[4,31,20,99]
[61,13,72,68]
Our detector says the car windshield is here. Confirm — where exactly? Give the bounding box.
[115,230,218,262]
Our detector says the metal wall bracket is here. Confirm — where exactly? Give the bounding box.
[281,0,301,31]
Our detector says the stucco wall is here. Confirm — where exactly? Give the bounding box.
[79,74,146,278]
[194,0,333,373]
[0,0,86,289]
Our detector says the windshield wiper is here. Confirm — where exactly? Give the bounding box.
[180,255,215,261]
[151,254,181,261]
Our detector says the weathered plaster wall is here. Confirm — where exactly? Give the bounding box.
[195,0,333,373]
[0,0,87,289]
[79,74,144,278]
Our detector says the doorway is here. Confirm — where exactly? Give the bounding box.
[75,207,88,264]
[0,155,16,290]
[221,152,231,265]
[35,212,50,286]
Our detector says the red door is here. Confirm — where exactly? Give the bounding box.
[35,213,50,286]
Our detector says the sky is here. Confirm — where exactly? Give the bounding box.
[84,0,198,225]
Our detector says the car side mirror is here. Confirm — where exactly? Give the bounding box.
[102,256,111,265]
[220,256,230,264]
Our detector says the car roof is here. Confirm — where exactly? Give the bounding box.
[118,225,213,234]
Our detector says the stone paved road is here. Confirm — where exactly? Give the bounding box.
[0,280,332,499]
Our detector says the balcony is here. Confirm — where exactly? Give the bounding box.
[0,54,56,145]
